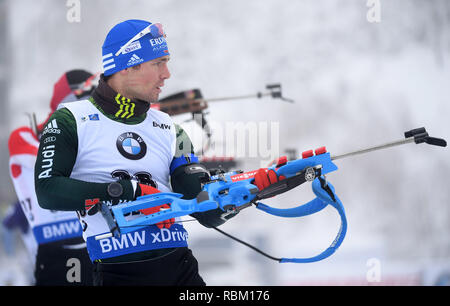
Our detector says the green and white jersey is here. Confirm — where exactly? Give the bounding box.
[66,99,175,191]
[35,99,191,261]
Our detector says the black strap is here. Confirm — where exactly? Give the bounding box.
[211,226,282,262]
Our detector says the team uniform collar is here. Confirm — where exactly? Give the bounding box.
[91,74,150,119]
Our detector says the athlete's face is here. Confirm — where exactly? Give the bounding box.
[124,56,171,102]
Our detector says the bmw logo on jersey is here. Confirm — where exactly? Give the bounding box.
[116,132,147,160]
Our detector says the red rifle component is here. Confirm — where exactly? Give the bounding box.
[275,156,288,168]
[302,150,314,159]
[315,146,327,155]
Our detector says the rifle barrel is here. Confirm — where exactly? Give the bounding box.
[330,138,415,161]
[204,92,271,103]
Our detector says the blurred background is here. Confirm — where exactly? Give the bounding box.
[0,0,449,285]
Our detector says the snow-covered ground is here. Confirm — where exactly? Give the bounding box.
[1,0,449,285]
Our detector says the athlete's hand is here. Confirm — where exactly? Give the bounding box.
[136,184,174,229]
[253,168,286,191]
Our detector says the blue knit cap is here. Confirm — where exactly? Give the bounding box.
[102,19,169,76]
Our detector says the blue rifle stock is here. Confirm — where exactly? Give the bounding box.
[99,151,338,238]
[97,126,446,263]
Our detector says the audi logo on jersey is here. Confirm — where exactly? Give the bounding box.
[116,132,147,160]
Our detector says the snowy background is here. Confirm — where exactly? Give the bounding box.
[0,0,449,285]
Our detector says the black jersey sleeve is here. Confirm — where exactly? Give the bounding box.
[34,108,135,211]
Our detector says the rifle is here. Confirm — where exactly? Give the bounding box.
[152,84,293,156]
[97,127,446,263]
[154,83,294,116]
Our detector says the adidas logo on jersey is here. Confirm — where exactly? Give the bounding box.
[127,54,144,66]
[42,119,61,135]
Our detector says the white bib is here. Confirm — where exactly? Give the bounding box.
[63,100,188,261]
